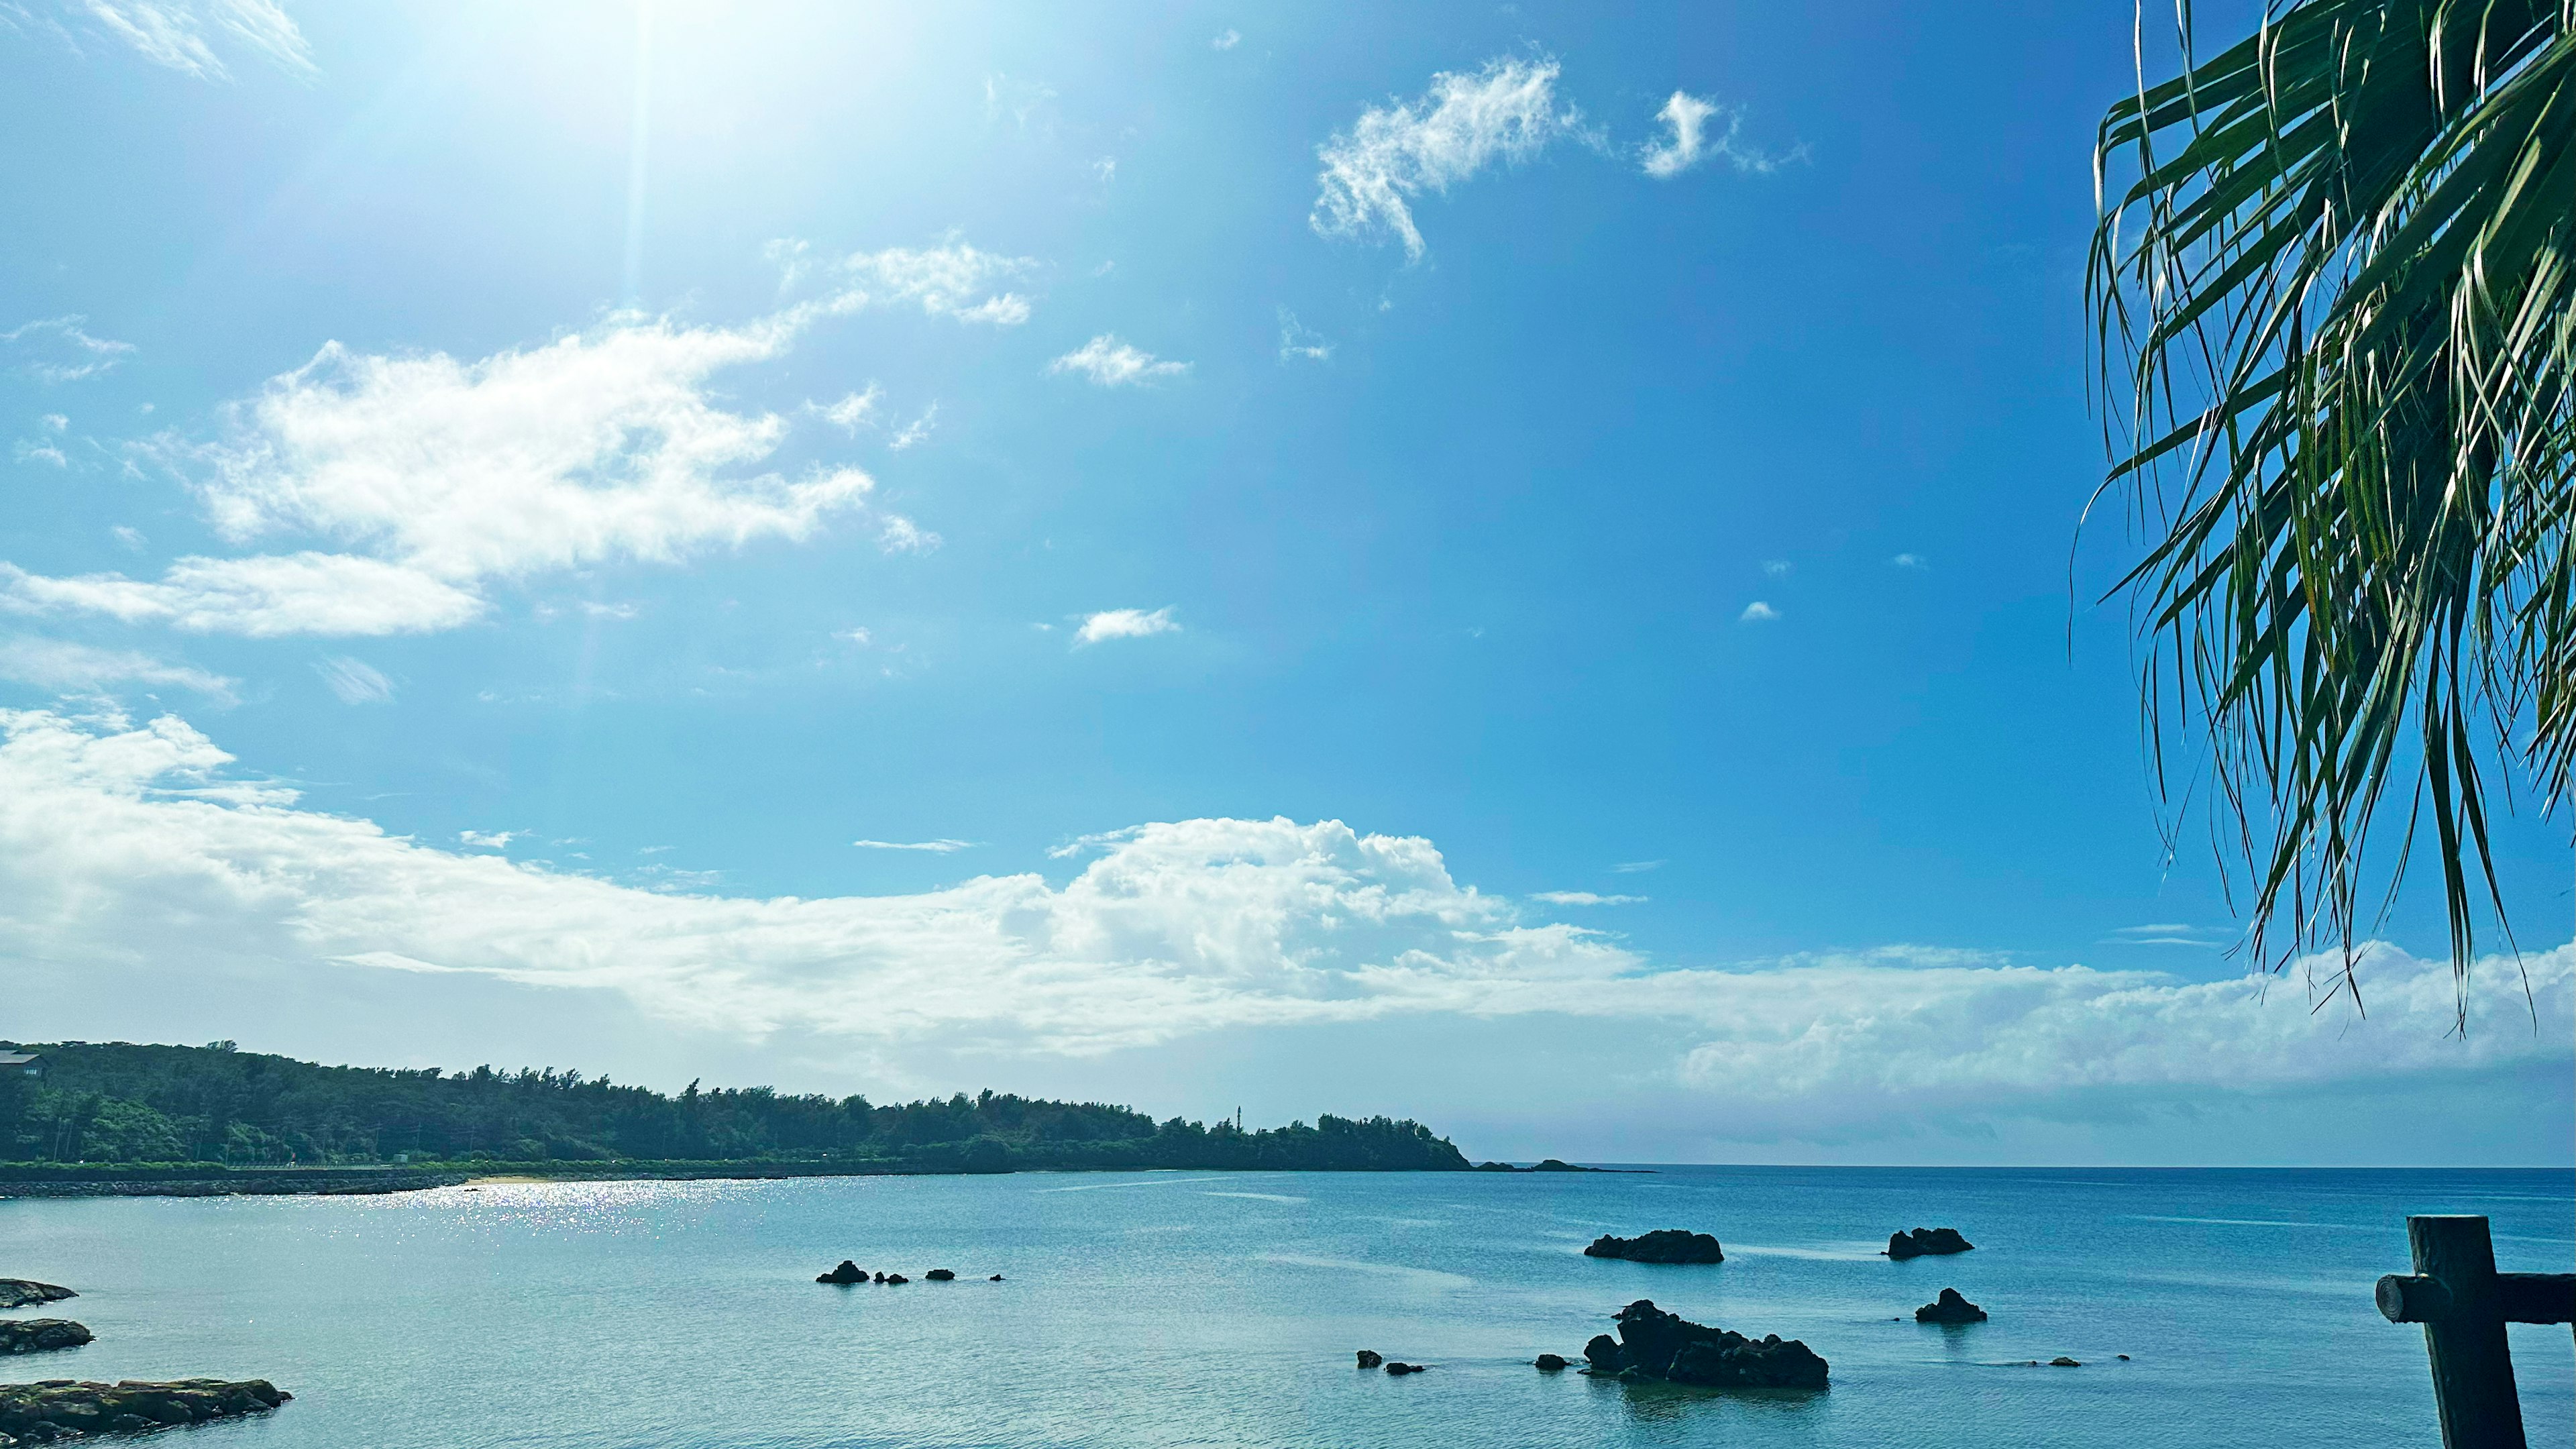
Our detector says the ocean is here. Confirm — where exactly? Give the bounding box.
[3,1167,2569,1448]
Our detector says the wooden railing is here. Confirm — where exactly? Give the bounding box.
[2375,1214,2575,1449]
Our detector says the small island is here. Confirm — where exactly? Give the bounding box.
[0,1379,290,1439]
[1578,1299,1827,1388]
[0,1280,74,1311]
[1585,1229,1724,1263]
[1884,1227,1974,1259]
[0,1318,93,1354]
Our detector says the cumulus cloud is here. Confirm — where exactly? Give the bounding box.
[0,708,2561,1138]
[0,637,237,702]
[1,311,912,635]
[1311,55,1576,259]
[837,240,1034,325]
[5,315,136,383]
[311,655,392,705]
[72,0,314,80]
[1739,601,1780,622]
[1049,336,1189,387]
[1075,606,1179,645]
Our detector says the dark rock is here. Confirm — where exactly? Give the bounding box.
[1585,1299,1828,1390]
[1534,1354,1570,1371]
[816,1260,865,1285]
[1884,1227,1974,1259]
[924,1269,955,1281]
[871,1273,885,1283]
[883,1273,909,1285]
[1585,1230,1723,1264]
[1913,1288,1986,1324]
[1383,1362,1424,1376]
[2049,1356,2080,1367]
[0,1281,75,1311]
[1355,1350,1383,1368]
[0,1320,93,1354]
[989,1275,1003,1281]
[0,1379,289,1441]
[2116,1354,2131,1361]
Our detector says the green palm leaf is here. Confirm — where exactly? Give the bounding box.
[2090,0,2575,1018]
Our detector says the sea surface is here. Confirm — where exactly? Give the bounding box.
[2,1167,2569,1448]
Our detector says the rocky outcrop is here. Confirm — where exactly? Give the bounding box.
[1585,1230,1723,1264]
[1354,1350,1383,1368]
[1534,1354,1570,1371]
[881,1273,909,1285]
[0,1283,73,1312]
[1580,1300,1827,1389]
[0,1379,288,1441]
[1382,1362,1426,1376]
[924,1269,955,1281]
[1914,1288,1986,1323]
[1884,1228,1973,1259]
[2049,1356,2080,1367]
[0,1320,92,1354]
[816,1260,866,1284]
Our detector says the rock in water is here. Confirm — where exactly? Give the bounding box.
[0,1319,93,1354]
[1583,1230,1724,1264]
[0,1379,290,1440]
[0,1281,74,1311]
[1585,1300,1828,1389]
[1884,1228,1974,1259]
[1914,1288,1987,1324]
[2049,1356,2081,1367]
[1383,1362,1424,1376]
[816,1260,866,1285]
[1354,1350,1383,1368]
[883,1273,909,1285]
[1534,1354,1570,1371]
[924,1269,955,1281]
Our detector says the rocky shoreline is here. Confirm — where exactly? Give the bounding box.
[0,1379,290,1443]
[0,1324,90,1356]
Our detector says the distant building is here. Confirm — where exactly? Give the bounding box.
[0,1052,43,1080]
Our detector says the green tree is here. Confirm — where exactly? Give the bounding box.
[2091,1,2573,1012]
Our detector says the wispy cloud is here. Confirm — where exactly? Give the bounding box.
[1892,553,1928,570]
[1641,90,1795,178]
[1761,559,1791,577]
[1075,606,1179,645]
[5,315,136,383]
[853,839,979,853]
[1,306,912,637]
[837,239,1035,325]
[1311,55,1576,259]
[1739,601,1780,623]
[1212,28,1240,50]
[0,636,237,702]
[458,829,517,850]
[313,655,393,704]
[1611,859,1665,873]
[889,403,937,450]
[1049,335,1189,387]
[1277,310,1333,363]
[72,0,315,80]
[1532,891,1646,906]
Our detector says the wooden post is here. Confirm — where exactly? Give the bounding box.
[2396,1216,2526,1449]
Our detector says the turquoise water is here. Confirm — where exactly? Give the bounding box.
[2,1167,2569,1448]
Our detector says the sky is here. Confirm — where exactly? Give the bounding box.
[0,1,2567,1166]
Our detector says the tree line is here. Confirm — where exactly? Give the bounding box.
[0,1040,1470,1173]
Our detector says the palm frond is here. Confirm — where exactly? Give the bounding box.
[2090,0,2575,1019]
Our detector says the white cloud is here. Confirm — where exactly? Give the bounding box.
[1093,156,1116,183]
[1611,859,1664,873]
[877,517,940,554]
[41,414,68,432]
[71,0,313,80]
[853,839,978,853]
[1642,91,1720,178]
[1311,56,1576,259]
[0,637,236,702]
[1892,552,1928,569]
[888,403,937,450]
[4,315,134,383]
[1761,559,1791,577]
[1739,600,1780,622]
[1049,335,1189,387]
[1212,28,1240,50]
[1,311,910,636]
[0,706,2563,1141]
[459,830,518,850]
[312,655,392,704]
[13,441,68,468]
[1277,310,1332,363]
[1531,891,1645,906]
[1075,606,1179,645]
[811,386,881,433]
[111,527,146,551]
[837,241,1034,325]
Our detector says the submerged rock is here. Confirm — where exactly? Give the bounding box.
[816,1260,866,1285]
[1354,1350,1383,1368]
[1584,1230,1724,1265]
[0,1379,289,1440]
[924,1269,955,1282]
[1884,1228,1974,1259]
[0,1320,93,1354]
[1534,1354,1570,1371]
[0,1282,74,1311]
[1915,1288,1987,1324]
[1584,1300,1827,1389]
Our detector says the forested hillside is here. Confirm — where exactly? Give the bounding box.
[0,1040,1470,1173]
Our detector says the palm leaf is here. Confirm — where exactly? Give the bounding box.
[2090,0,2575,1020]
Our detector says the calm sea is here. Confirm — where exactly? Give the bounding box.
[3,1167,2569,1448]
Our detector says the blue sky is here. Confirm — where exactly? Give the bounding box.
[2,1,2567,1165]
